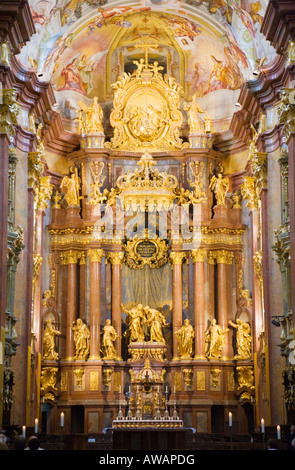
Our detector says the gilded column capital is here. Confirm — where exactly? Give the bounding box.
[190,248,207,263]
[79,251,86,265]
[207,251,216,265]
[106,251,124,265]
[60,250,80,265]
[169,251,188,265]
[214,250,234,265]
[88,248,104,263]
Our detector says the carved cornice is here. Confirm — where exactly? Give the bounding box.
[261,0,295,54]
[0,0,35,53]
[230,55,287,149]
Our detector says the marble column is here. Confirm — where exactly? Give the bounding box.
[106,252,124,360]
[88,249,104,359]
[215,250,233,359]
[170,252,187,360]
[191,249,207,359]
[61,250,78,360]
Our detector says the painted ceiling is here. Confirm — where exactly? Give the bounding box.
[19,0,276,133]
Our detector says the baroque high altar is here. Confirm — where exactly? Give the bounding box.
[40,57,255,434]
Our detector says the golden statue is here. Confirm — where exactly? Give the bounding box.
[144,306,169,343]
[43,319,61,360]
[0,41,10,67]
[60,167,80,207]
[229,319,252,360]
[122,304,145,343]
[205,319,229,359]
[209,167,230,206]
[132,58,145,78]
[149,61,164,78]
[102,319,118,360]
[72,318,90,360]
[78,97,104,134]
[176,319,194,359]
[85,97,104,133]
[183,93,205,133]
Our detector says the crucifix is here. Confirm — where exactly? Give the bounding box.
[135,35,159,69]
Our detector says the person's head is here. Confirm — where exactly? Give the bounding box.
[14,435,26,450]
[267,438,278,450]
[290,425,295,434]
[28,436,40,450]
[0,442,8,450]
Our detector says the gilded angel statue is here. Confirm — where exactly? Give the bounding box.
[60,168,81,207]
[209,167,230,206]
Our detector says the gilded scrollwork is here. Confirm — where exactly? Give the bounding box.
[105,58,188,152]
[123,236,169,270]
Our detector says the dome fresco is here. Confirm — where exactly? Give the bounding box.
[19,0,275,127]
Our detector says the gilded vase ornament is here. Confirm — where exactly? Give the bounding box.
[209,166,230,206]
[144,306,169,343]
[72,318,90,360]
[176,319,194,359]
[228,319,252,360]
[205,319,229,359]
[43,319,61,361]
[102,319,118,360]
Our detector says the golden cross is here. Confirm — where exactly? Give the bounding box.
[135,35,159,68]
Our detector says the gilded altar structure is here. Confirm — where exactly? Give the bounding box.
[39,58,254,434]
[2,1,294,442]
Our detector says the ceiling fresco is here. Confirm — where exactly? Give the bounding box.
[19,0,276,131]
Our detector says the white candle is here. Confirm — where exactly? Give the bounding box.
[129,385,131,393]
[165,386,168,394]
[229,412,232,427]
[22,426,26,438]
[174,385,176,393]
[60,412,64,427]
[34,418,38,433]
[261,418,265,433]
[277,425,281,440]
[119,385,121,393]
